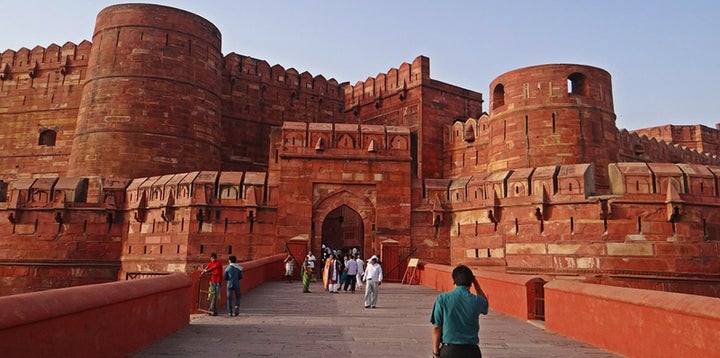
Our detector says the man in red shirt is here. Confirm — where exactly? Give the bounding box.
[202,252,223,316]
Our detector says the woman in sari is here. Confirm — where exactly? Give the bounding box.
[301,255,312,293]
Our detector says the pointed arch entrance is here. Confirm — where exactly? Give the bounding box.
[312,189,376,260]
[322,205,364,253]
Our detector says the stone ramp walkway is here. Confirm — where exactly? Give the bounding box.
[133,281,622,357]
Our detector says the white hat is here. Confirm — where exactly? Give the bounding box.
[368,255,379,261]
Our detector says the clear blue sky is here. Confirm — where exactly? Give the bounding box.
[1,1,718,130]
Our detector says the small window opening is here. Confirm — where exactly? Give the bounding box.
[492,84,505,109]
[567,72,587,96]
[39,129,57,146]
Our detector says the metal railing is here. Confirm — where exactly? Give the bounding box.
[125,271,171,280]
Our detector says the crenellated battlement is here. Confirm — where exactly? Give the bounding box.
[223,53,346,100]
[0,41,91,76]
[632,124,720,156]
[618,129,720,165]
[343,56,430,107]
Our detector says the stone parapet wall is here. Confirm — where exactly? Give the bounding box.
[544,279,720,357]
[0,273,191,358]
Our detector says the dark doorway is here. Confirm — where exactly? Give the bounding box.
[322,205,364,254]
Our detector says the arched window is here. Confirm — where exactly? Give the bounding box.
[567,73,587,96]
[38,129,57,146]
[492,84,505,109]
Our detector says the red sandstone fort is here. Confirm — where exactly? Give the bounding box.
[0,3,719,298]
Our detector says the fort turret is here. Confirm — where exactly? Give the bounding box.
[67,4,224,178]
[488,64,619,192]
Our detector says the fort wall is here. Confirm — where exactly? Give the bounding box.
[633,123,720,156]
[0,42,91,179]
[343,56,483,179]
[218,53,347,171]
[430,161,720,295]
[618,128,720,165]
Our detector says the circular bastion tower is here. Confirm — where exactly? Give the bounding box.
[67,4,223,178]
[488,64,619,193]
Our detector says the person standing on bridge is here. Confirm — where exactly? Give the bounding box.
[201,252,223,316]
[224,255,243,316]
[283,254,295,283]
[430,264,489,358]
[306,251,317,281]
[355,255,364,290]
[342,253,358,293]
[301,254,312,293]
[325,254,342,293]
[362,255,382,308]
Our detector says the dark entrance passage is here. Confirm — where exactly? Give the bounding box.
[322,205,364,254]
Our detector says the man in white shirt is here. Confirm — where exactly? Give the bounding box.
[362,255,383,308]
[306,251,317,281]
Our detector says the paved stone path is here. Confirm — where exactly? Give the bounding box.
[133,281,622,357]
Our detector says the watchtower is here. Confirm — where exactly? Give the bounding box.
[67,4,224,178]
[488,64,618,192]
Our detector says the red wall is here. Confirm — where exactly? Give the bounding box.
[544,280,720,357]
[0,273,191,358]
[417,262,539,320]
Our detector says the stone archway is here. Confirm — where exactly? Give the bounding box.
[321,205,364,253]
[312,189,375,260]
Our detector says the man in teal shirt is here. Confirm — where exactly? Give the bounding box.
[430,265,489,357]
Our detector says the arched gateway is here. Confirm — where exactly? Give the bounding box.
[322,205,364,253]
[312,191,375,259]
